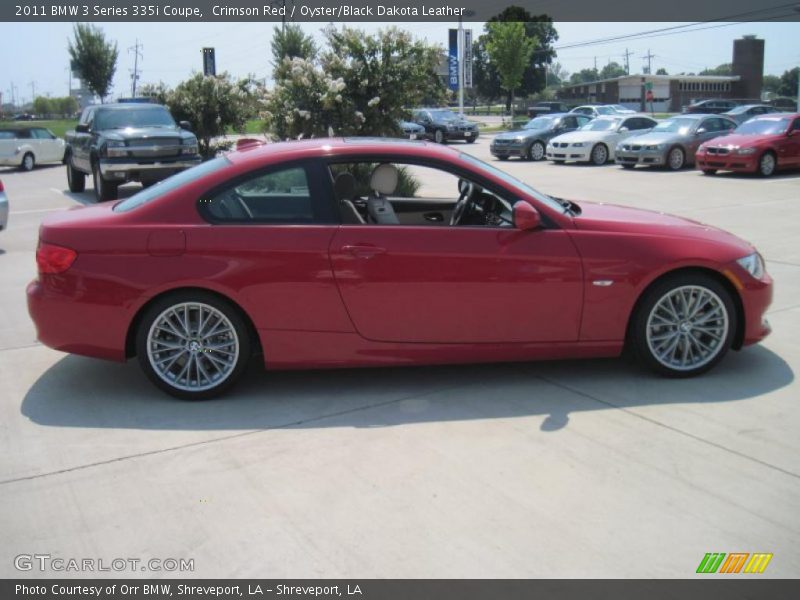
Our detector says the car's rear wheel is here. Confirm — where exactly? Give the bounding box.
[758,152,776,177]
[667,147,685,170]
[630,273,735,377]
[66,153,86,192]
[92,161,118,201]
[434,129,445,144]
[20,152,35,172]
[136,292,252,400]
[590,143,608,165]
[528,141,545,161]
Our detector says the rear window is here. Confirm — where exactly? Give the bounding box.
[113,157,230,212]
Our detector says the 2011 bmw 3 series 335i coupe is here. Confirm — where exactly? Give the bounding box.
[27,139,773,399]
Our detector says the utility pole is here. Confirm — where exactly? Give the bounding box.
[622,48,634,75]
[642,49,655,75]
[128,39,143,97]
[593,56,597,73]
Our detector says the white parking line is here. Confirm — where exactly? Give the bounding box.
[10,207,64,215]
[49,188,65,195]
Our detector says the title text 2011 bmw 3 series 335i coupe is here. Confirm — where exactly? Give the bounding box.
[27,139,773,399]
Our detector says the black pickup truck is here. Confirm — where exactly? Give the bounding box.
[65,103,201,201]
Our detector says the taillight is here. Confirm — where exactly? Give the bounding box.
[36,242,77,274]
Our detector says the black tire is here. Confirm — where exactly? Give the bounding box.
[590,143,609,165]
[667,146,685,170]
[466,137,476,144]
[528,141,545,162]
[20,152,35,172]
[434,129,445,144]
[135,291,253,400]
[757,151,776,177]
[621,164,635,170]
[629,273,736,378]
[497,155,509,161]
[552,160,565,165]
[66,153,86,192]
[701,169,717,176]
[92,160,118,201]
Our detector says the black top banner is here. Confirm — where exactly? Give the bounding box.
[4,0,800,22]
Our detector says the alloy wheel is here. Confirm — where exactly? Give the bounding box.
[146,302,240,393]
[530,142,545,161]
[645,285,729,372]
[668,147,685,170]
[591,144,608,165]
[759,153,776,177]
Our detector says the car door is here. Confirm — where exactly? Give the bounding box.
[73,108,94,172]
[32,128,59,162]
[327,160,584,344]
[780,117,800,167]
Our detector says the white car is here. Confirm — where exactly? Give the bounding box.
[569,105,619,118]
[546,114,658,165]
[0,126,66,171]
[0,179,8,233]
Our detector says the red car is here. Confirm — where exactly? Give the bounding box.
[696,113,800,176]
[27,139,773,399]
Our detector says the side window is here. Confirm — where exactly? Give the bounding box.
[624,118,649,130]
[577,116,591,127]
[79,108,92,125]
[792,119,800,132]
[701,118,720,132]
[33,128,53,139]
[202,165,316,224]
[561,116,578,129]
[15,129,31,139]
[721,118,737,131]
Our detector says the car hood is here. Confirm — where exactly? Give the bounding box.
[495,129,547,140]
[549,131,613,144]
[703,133,781,148]
[572,200,753,252]
[103,127,196,143]
[621,131,686,145]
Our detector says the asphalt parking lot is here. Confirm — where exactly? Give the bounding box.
[0,139,799,578]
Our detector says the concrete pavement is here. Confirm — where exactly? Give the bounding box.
[0,147,798,578]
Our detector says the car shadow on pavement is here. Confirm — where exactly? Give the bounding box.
[21,345,793,433]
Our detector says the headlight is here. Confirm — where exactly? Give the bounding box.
[446,124,456,131]
[571,142,585,147]
[105,140,126,157]
[698,145,707,152]
[735,147,757,155]
[514,137,526,143]
[181,140,198,155]
[736,252,766,279]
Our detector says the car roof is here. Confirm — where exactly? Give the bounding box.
[749,112,799,120]
[225,137,461,167]
[93,103,167,111]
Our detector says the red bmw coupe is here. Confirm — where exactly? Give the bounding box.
[27,139,773,399]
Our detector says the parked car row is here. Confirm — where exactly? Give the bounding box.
[0,126,66,171]
[491,107,800,177]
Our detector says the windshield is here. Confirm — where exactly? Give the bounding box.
[429,110,460,121]
[580,118,622,131]
[735,118,791,135]
[459,153,565,214]
[95,106,177,130]
[653,118,696,134]
[595,106,615,115]
[114,157,230,212]
[523,116,556,130]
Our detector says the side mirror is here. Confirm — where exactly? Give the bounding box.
[179,121,193,131]
[788,129,798,137]
[75,124,89,133]
[696,127,707,134]
[513,201,541,231]
[619,126,629,132]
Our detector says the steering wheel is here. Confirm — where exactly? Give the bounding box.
[450,179,475,226]
[235,193,254,219]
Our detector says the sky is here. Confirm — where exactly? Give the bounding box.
[0,20,798,104]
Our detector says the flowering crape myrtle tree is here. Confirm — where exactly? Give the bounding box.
[264,26,446,140]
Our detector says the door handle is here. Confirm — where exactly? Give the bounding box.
[341,244,386,259]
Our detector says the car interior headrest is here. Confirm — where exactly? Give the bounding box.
[333,172,356,201]
[370,163,399,196]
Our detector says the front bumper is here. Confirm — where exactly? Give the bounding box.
[614,149,666,166]
[546,144,592,162]
[99,157,202,182]
[490,143,526,158]
[696,152,758,172]
[725,263,773,347]
[445,129,479,141]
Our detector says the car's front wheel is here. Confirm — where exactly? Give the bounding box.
[66,153,86,192]
[20,152,35,172]
[136,292,252,400]
[667,147,685,170]
[434,129,445,144]
[590,143,608,165]
[630,273,735,377]
[92,161,118,201]
[758,152,776,177]
[528,141,545,161]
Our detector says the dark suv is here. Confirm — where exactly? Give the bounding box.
[411,108,479,144]
[65,103,201,201]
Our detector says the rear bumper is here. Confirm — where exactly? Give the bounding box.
[99,157,202,181]
[696,153,758,172]
[27,277,130,361]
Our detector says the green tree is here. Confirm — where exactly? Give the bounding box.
[699,63,732,76]
[656,68,669,75]
[138,81,171,105]
[264,26,445,140]
[33,96,53,117]
[67,23,119,102]
[546,62,569,87]
[168,73,258,158]
[484,22,536,117]
[569,68,600,85]
[55,96,78,117]
[600,62,626,80]
[778,67,798,97]
[762,74,781,95]
[271,24,317,79]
